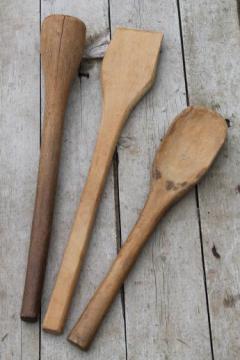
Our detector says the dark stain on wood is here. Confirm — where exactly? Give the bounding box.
[212,244,221,259]
[166,180,175,190]
[235,184,240,194]
[176,338,189,347]
[223,293,240,308]
[153,168,161,180]
[165,180,188,191]
[1,333,8,342]
[180,181,187,187]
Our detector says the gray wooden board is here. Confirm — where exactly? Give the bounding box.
[0,1,40,359]
[1,0,240,358]
[180,0,240,358]
[110,0,212,359]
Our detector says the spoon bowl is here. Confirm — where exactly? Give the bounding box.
[153,106,227,187]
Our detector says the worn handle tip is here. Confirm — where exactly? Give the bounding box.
[42,321,63,335]
[20,314,38,323]
[42,309,64,334]
[20,299,39,322]
[42,326,62,335]
[67,331,90,351]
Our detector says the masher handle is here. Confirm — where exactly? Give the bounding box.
[21,104,65,321]
[21,15,85,322]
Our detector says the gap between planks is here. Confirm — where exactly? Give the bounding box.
[177,1,214,359]
[108,0,129,357]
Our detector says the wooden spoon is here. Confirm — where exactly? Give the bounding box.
[43,27,163,333]
[68,106,227,350]
[21,15,86,322]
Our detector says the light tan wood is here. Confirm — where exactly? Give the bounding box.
[21,14,86,322]
[43,27,163,334]
[68,106,227,350]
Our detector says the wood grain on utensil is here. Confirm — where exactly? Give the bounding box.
[21,15,86,322]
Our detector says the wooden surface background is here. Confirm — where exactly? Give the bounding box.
[0,0,239,359]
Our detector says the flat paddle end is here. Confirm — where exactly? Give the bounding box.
[42,316,64,335]
[42,326,63,335]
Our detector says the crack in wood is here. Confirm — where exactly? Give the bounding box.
[176,0,189,105]
[236,0,240,26]
[113,151,128,360]
[55,16,65,85]
[177,1,215,358]
[195,187,215,360]
[108,1,127,357]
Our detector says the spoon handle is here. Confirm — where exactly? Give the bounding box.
[21,15,85,322]
[43,108,126,334]
[68,190,167,350]
[69,105,227,349]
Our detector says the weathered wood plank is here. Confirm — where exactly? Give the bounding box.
[40,1,126,358]
[180,0,240,358]
[0,1,40,359]
[110,0,212,359]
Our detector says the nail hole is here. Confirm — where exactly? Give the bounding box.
[225,119,232,128]
[78,72,89,78]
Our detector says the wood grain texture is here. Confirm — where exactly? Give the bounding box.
[21,14,86,323]
[109,0,213,359]
[40,0,110,59]
[68,106,227,350]
[180,0,240,358]
[0,0,40,358]
[43,26,163,334]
